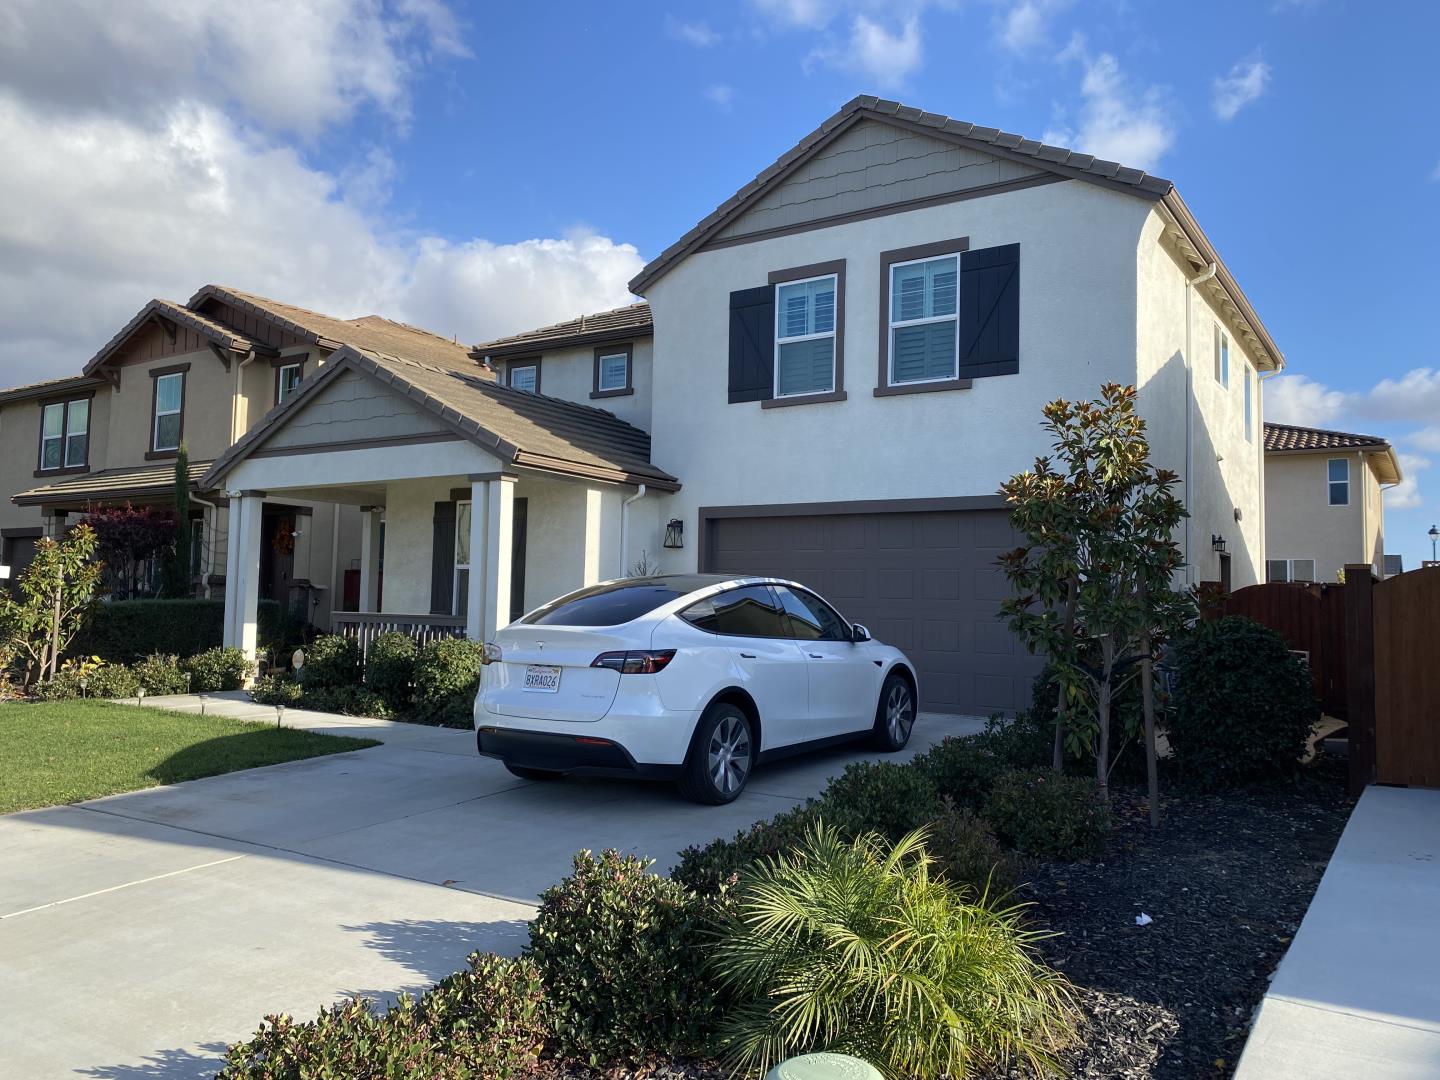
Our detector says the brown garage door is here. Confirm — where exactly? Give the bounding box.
[704,506,1039,716]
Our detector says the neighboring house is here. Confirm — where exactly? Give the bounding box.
[0,286,481,627]
[192,95,1283,716]
[1263,422,1402,583]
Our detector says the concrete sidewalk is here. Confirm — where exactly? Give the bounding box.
[1235,785,1440,1080]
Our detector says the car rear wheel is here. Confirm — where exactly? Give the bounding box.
[678,702,754,804]
[872,671,916,751]
[504,763,561,781]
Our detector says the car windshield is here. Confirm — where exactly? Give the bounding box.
[518,576,729,627]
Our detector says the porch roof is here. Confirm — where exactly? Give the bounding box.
[202,345,681,491]
[14,459,215,507]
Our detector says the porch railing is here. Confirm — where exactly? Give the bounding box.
[330,611,468,660]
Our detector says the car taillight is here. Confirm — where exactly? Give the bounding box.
[590,650,677,674]
[482,642,503,665]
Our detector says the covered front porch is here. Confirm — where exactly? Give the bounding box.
[201,344,678,662]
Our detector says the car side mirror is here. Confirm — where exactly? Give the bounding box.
[850,623,871,643]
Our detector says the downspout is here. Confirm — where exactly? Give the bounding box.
[190,494,219,600]
[1258,366,1283,580]
[619,484,647,578]
[1184,261,1217,586]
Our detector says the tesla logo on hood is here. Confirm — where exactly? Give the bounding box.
[534,640,545,650]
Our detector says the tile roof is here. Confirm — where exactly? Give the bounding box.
[188,285,480,371]
[1263,423,1389,453]
[629,94,1174,295]
[84,298,274,375]
[0,373,107,404]
[15,459,215,507]
[204,345,678,492]
[473,302,652,359]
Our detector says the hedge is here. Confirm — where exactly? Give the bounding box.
[67,599,285,664]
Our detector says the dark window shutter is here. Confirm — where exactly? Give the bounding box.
[728,285,775,403]
[958,243,1020,379]
[430,501,456,615]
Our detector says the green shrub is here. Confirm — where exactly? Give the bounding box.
[972,708,1054,774]
[528,848,724,1064]
[301,685,392,719]
[1169,616,1318,787]
[984,769,1111,860]
[250,673,304,707]
[672,802,824,894]
[928,799,1019,897]
[813,759,943,842]
[182,647,255,692]
[132,653,189,695]
[711,825,1076,1079]
[365,631,416,712]
[412,638,486,726]
[299,635,362,691]
[914,735,1005,808]
[219,952,546,1079]
[34,660,140,700]
[66,599,283,664]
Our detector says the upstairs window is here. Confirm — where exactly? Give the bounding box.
[774,274,837,397]
[1267,558,1317,583]
[507,361,539,394]
[593,345,632,397]
[1215,326,1229,387]
[276,361,303,405]
[152,371,184,453]
[889,254,959,385]
[39,398,89,471]
[1328,458,1350,506]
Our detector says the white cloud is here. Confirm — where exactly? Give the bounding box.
[1360,367,1440,423]
[1212,54,1271,121]
[1429,161,1440,182]
[750,0,834,29]
[1387,453,1429,510]
[0,94,642,386]
[0,0,467,138]
[808,14,924,88]
[1408,426,1440,453]
[1043,36,1175,171]
[667,17,722,46]
[996,0,1070,53]
[704,83,736,111]
[1264,374,1347,427]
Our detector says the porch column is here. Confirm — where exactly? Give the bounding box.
[467,475,514,641]
[222,493,264,665]
[359,506,382,613]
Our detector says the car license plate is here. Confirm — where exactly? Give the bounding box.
[523,664,561,692]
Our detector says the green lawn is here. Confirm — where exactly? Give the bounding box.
[0,700,381,814]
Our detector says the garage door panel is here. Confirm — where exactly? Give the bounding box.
[707,507,1040,715]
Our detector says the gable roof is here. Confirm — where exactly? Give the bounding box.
[83,298,275,375]
[473,302,652,360]
[14,458,215,507]
[202,345,679,492]
[627,94,1284,372]
[1264,422,1401,485]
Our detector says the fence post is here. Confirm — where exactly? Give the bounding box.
[1344,564,1377,795]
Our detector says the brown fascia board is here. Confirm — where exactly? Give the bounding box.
[0,375,107,405]
[474,323,653,362]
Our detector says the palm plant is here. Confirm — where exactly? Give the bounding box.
[710,824,1077,1079]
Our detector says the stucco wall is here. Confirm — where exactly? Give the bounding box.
[379,477,455,613]
[105,350,234,464]
[1364,458,1385,573]
[1264,452,1366,583]
[504,339,653,433]
[517,474,625,612]
[643,178,1153,572]
[1135,210,1266,588]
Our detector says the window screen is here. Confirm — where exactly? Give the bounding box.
[774,276,836,397]
[597,352,628,391]
[890,255,959,384]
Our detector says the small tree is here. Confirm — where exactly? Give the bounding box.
[164,443,194,598]
[999,384,1193,804]
[0,524,104,686]
[85,502,177,598]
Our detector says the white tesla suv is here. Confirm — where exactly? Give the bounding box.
[474,575,919,804]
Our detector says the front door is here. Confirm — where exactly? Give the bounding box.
[260,510,296,606]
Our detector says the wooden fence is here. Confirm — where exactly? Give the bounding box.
[330,612,467,660]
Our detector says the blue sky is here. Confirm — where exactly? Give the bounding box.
[1,0,1437,566]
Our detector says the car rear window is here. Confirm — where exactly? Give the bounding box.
[519,581,688,627]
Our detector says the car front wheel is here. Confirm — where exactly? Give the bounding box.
[872,671,916,751]
[678,702,754,804]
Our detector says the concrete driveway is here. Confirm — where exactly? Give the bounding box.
[0,695,981,1079]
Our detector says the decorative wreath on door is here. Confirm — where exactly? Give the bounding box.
[272,521,295,557]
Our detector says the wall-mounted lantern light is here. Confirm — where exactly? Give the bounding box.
[663,518,684,549]
[1211,534,1227,553]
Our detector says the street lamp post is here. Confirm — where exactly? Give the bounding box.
[1429,524,1439,563]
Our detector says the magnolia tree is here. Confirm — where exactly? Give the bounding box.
[0,524,104,686]
[999,383,1193,810]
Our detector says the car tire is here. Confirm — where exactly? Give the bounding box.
[505,763,560,781]
[678,702,755,805]
[872,671,916,751]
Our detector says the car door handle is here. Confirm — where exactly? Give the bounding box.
[739,652,756,659]
[807,653,824,659]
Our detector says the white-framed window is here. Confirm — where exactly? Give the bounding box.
[596,350,629,393]
[1267,558,1317,583]
[454,501,471,618]
[508,363,538,393]
[40,398,89,470]
[153,371,183,452]
[1327,457,1350,506]
[889,253,959,385]
[1243,365,1253,442]
[1215,326,1229,387]
[277,362,303,404]
[774,274,837,397]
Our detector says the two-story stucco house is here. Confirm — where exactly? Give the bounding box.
[1263,422,1401,584]
[184,96,1282,717]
